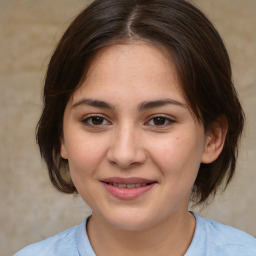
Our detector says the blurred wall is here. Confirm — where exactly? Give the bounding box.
[0,0,255,255]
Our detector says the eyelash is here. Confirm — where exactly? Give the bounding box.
[81,114,111,127]
[145,115,175,127]
[81,114,175,128]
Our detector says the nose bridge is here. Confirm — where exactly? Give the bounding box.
[107,122,146,168]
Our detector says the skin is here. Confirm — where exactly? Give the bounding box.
[61,42,225,256]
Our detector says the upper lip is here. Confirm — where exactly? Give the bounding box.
[101,177,156,184]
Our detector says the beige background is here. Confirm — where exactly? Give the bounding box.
[0,0,255,255]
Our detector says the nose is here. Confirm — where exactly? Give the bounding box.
[106,124,147,169]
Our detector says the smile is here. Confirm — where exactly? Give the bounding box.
[105,182,149,188]
[101,177,157,200]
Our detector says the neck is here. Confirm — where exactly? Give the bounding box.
[87,210,196,256]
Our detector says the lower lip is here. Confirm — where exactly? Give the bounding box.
[102,182,156,200]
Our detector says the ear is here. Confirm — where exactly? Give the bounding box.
[60,138,68,159]
[201,116,228,164]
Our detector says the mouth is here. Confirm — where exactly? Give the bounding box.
[103,182,154,188]
[100,177,157,200]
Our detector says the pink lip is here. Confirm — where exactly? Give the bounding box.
[101,177,157,200]
[101,177,155,184]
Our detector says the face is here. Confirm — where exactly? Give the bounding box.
[61,42,209,231]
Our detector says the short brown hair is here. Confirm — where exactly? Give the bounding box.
[37,0,245,205]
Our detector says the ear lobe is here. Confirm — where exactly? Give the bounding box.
[201,116,228,164]
[60,138,68,159]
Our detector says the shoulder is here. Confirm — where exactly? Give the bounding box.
[195,213,256,255]
[13,225,79,256]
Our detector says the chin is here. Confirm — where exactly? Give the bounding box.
[102,209,158,231]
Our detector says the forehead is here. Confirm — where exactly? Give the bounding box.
[88,41,176,80]
[71,42,186,105]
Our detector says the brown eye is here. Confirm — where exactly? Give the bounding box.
[82,115,110,126]
[153,117,166,126]
[91,116,104,125]
[147,116,174,127]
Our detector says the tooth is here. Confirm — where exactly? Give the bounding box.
[118,184,127,188]
[141,183,147,186]
[127,184,136,188]
[135,184,141,188]
[113,183,118,187]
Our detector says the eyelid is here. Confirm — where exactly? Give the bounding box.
[145,114,175,127]
[81,114,112,126]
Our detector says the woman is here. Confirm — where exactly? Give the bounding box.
[15,0,256,255]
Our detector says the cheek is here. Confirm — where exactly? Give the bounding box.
[149,134,203,177]
[65,135,108,177]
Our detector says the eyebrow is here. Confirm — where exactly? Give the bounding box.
[138,98,187,111]
[72,99,114,109]
[72,98,186,110]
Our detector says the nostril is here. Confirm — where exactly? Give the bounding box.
[106,145,147,169]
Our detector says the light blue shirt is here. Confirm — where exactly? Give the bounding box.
[14,213,256,256]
